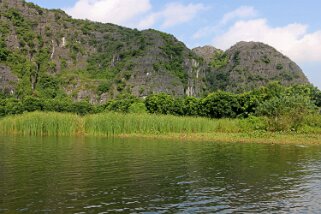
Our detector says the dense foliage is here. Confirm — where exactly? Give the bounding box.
[1,83,320,132]
[209,50,228,69]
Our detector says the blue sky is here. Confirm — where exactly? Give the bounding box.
[28,0,321,89]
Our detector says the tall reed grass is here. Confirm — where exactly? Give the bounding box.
[0,112,82,136]
[84,113,217,136]
[2,111,320,137]
[0,111,261,136]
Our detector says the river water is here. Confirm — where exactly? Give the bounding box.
[1,136,321,213]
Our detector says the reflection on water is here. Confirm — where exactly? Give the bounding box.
[1,136,321,213]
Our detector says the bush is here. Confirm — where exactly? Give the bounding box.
[210,50,228,69]
[182,96,201,116]
[172,98,184,115]
[0,99,6,117]
[239,116,267,131]
[256,95,317,131]
[0,40,9,61]
[43,99,74,112]
[97,81,111,95]
[105,93,139,113]
[128,102,147,114]
[261,55,270,64]
[37,75,60,98]
[309,86,321,107]
[22,96,43,112]
[145,93,175,114]
[2,98,23,115]
[201,91,240,118]
[71,101,94,115]
[276,64,283,70]
[237,92,260,117]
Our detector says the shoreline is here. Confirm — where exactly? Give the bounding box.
[2,132,321,145]
[115,133,321,145]
[1,111,321,145]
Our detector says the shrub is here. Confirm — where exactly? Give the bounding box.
[97,81,111,95]
[128,102,147,114]
[37,75,60,98]
[0,38,9,61]
[172,98,184,115]
[256,95,317,131]
[3,98,23,115]
[22,96,43,112]
[261,55,270,64]
[237,92,260,117]
[201,91,240,118]
[43,98,74,112]
[71,100,94,115]
[145,93,175,114]
[210,50,228,69]
[106,93,139,113]
[239,116,267,131]
[310,86,321,107]
[276,63,283,70]
[182,96,201,116]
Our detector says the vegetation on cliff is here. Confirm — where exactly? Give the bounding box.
[0,0,311,103]
[194,42,309,93]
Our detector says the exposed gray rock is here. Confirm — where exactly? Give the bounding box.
[0,0,311,101]
[194,42,309,93]
[0,65,18,95]
[193,45,221,64]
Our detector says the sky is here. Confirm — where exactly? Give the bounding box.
[27,0,321,89]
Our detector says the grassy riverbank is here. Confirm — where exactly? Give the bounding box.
[0,112,321,144]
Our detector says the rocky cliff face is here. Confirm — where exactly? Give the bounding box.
[194,42,309,93]
[0,65,17,95]
[0,0,206,102]
[193,45,220,64]
[0,0,310,102]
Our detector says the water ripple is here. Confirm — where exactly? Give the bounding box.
[1,136,321,213]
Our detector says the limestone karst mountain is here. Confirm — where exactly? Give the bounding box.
[0,0,309,103]
[193,42,308,93]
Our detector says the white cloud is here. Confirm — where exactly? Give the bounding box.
[193,26,214,40]
[213,19,321,63]
[193,6,257,39]
[220,6,258,25]
[66,0,151,26]
[66,1,205,29]
[139,2,206,29]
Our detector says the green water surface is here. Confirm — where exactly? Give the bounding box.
[1,136,321,213]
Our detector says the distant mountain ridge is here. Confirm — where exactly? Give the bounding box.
[0,0,309,103]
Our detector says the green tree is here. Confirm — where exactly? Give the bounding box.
[237,92,260,117]
[145,93,174,114]
[201,91,240,118]
[182,96,201,116]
